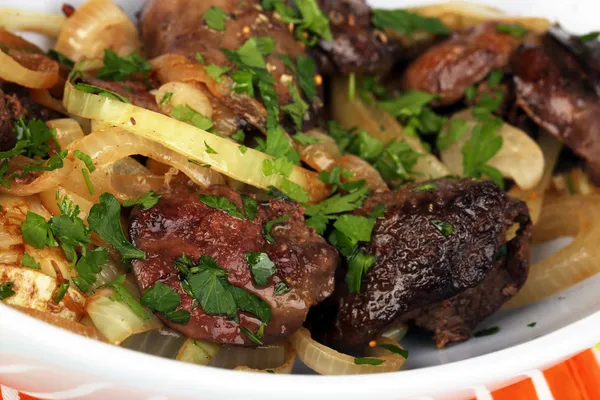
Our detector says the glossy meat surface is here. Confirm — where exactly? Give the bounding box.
[129,185,339,345]
[402,23,521,105]
[308,179,531,348]
[512,43,600,181]
[313,0,399,75]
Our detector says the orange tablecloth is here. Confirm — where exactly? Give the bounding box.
[1,345,599,400]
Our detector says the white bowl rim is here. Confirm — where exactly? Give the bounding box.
[1,303,598,399]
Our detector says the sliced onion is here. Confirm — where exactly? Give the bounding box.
[440,110,544,190]
[331,77,449,182]
[0,50,59,89]
[9,305,106,341]
[233,341,296,374]
[506,195,600,307]
[509,131,562,224]
[380,324,409,342]
[298,129,342,172]
[62,127,225,201]
[330,155,389,193]
[63,83,329,203]
[86,287,162,345]
[290,327,406,375]
[55,0,140,61]
[150,54,266,129]
[177,339,221,366]
[153,82,213,119]
[39,186,94,221]
[0,28,42,52]
[211,342,287,370]
[0,265,86,322]
[121,329,187,359]
[0,8,66,37]
[0,155,74,197]
[30,90,68,115]
[406,2,551,33]
[46,119,85,148]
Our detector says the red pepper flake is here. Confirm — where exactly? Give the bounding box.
[130,117,136,125]
[62,3,75,17]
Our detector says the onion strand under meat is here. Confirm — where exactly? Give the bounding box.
[0,50,59,89]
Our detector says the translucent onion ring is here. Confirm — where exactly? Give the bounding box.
[62,127,226,202]
[0,8,66,37]
[0,50,59,89]
[290,327,406,375]
[0,156,74,196]
[63,83,329,203]
[55,0,141,61]
[506,195,600,307]
[0,28,43,52]
[330,155,389,193]
[298,129,342,172]
[233,341,296,374]
[30,90,68,115]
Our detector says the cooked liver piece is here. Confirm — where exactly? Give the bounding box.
[308,178,531,349]
[402,23,521,105]
[312,0,399,75]
[129,185,339,345]
[512,38,600,183]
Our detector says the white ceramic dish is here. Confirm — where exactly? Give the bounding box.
[1,1,600,399]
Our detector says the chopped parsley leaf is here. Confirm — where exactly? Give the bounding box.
[264,213,293,243]
[296,55,317,101]
[239,145,248,154]
[437,118,469,150]
[195,52,205,65]
[171,104,213,131]
[108,275,149,320]
[461,116,504,188]
[579,31,600,42]
[345,251,376,294]
[371,9,449,35]
[160,92,173,106]
[293,132,323,145]
[198,194,246,219]
[21,253,41,269]
[74,83,131,103]
[73,150,95,172]
[142,281,190,324]
[205,141,218,154]
[88,193,146,260]
[378,343,409,359]
[202,6,228,31]
[96,49,152,82]
[369,203,386,219]
[241,326,264,345]
[21,212,55,249]
[474,326,500,337]
[47,49,74,67]
[280,178,310,203]
[205,64,231,83]
[465,85,478,103]
[496,23,527,37]
[72,247,109,293]
[262,157,294,178]
[319,165,365,193]
[122,191,160,210]
[266,0,332,45]
[241,194,257,220]
[281,84,309,129]
[354,357,384,366]
[0,282,15,300]
[81,168,94,196]
[527,322,537,328]
[274,281,291,295]
[411,182,438,192]
[1,118,56,160]
[231,70,255,96]
[430,219,453,237]
[246,252,276,287]
[231,130,245,143]
[54,281,70,304]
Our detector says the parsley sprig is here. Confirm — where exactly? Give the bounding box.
[96,49,152,82]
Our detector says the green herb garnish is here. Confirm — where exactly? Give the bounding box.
[96,49,152,81]
[203,6,228,31]
[246,252,276,287]
[354,357,384,366]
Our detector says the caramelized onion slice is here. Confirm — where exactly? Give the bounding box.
[331,77,449,182]
[86,287,162,345]
[406,2,551,33]
[0,8,66,37]
[440,110,545,190]
[0,155,74,197]
[330,155,389,193]
[298,129,342,172]
[232,341,296,374]
[177,339,221,366]
[154,82,213,118]
[506,195,600,307]
[0,50,59,89]
[63,83,328,203]
[0,29,43,52]
[509,131,562,224]
[290,327,406,375]
[55,0,140,61]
